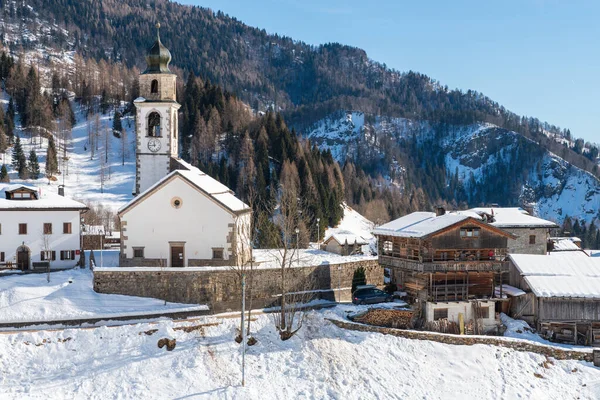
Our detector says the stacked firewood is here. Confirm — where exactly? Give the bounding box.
[423,319,460,334]
[354,309,414,329]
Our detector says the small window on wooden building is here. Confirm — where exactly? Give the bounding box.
[133,248,144,258]
[43,223,52,235]
[433,308,448,321]
[460,228,480,238]
[529,235,536,245]
[212,248,224,260]
[382,240,393,255]
[19,223,27,235]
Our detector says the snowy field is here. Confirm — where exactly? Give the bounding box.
[1,306,599,399]
[0,269,206,324]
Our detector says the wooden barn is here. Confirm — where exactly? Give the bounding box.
[374,210,516,332]
[509,251,600,345]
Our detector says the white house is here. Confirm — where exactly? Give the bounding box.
[118,162,252,268]
[0,184,87,270]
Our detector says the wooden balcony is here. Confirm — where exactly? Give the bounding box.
[378,255,509,273]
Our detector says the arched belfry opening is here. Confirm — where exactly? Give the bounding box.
[148,112,161,137]
[151,79,158,94]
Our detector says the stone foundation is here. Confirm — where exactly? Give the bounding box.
[94,259,382,313]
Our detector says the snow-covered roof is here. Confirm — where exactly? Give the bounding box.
[465,207,558,228]
[324,230,369,246]
[373,212,471,238]
[549,237,581,252]
[510,252,600,298]
[495,284,526,297]
[119,160,250,215]
[0,184,87,211]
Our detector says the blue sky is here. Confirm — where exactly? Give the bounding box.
[177,0,599,143]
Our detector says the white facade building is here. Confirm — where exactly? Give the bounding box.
[0,185,87,270]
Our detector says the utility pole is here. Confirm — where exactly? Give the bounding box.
[241,273,246,387]
[295,228,300,266]
[316,217,320,249]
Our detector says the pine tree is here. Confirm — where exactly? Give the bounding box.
[0,164,9,182]
[351,267,366,294]
[0,125,7,155]
[12,136,27,178]
[28,149,40,179]
[113,110,122,134]
[45,135,59,177]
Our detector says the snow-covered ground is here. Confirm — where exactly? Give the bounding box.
[0,269,206,324]
[323,203,376,254]
[1,306,599,399]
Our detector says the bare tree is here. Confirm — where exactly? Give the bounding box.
[120,127,127,166]
[40,229,52,283]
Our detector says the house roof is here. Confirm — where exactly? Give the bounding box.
[510,251,600,298]
[0,184,87,211]
[549,237,581,252]
[119,162,250,216]
[465,207,558,229]
[324,231,370,246]
[373,212,515,239]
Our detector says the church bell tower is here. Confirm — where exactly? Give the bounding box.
[133,22,181,196]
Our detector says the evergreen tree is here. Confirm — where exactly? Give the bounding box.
[351,267,367,294]
[28,149,40,179]
[0,164,9,183]
[0,125,7,155]
[113,110,122,134]
[45,135,59,177]
[12,136,27,178]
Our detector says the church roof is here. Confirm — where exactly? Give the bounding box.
[143,23,172,74]
[119,159,251,216]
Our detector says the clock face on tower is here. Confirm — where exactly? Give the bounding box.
[148,138,162,152]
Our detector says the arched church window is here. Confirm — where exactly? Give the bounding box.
[151,79,158,94]
[148,112,161,137]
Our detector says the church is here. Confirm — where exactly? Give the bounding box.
[117,24,252,269]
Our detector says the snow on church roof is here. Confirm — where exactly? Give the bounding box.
[510,251,600,298]
[0,184,87,210]
[119,160,250,215]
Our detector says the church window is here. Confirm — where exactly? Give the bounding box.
[151,79,158,94]
[171,197,183,209]
[148,112,161,137]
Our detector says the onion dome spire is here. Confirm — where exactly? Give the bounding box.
[144,22,172,74]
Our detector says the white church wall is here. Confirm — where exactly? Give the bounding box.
[0,210,82,269]
[121,176,238,267]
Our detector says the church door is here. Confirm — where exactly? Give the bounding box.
[171,245,184,268]
[17,247,30,270]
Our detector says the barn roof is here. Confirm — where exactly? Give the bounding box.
[465,207,558,228]
[324,231,370,246]
[373,212,515,239]
[510,251,600,298]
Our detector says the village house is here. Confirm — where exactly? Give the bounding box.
[373,208,516,332]
[321,231,369,256]
[461,207,558,255]
[548,236,582,252]
[508,251,600,345]
[0,184,87,271]
[116,24,252,269]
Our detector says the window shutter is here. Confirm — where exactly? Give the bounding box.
[41,251,45,261]
[52,251,56,261]
[1,252,4,262]
[60,251,64,260]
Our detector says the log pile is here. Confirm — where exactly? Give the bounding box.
[353,308,414,329]
[423,319,460,334]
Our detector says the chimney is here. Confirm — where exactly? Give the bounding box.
[58,185,65,197]
[435,206,445,217]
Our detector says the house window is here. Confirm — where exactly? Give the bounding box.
[44,223,52,235]
[60,250,75,260]
[382,240,393,255]
[151,79,158,94]
[476,306,491,320]
[433,308,449,321]
[460,228,480,238]
[148,112,161,137]
[529,235,536,245]
[19,223,27,235]
[133,248,144,258]
[41,251,56,261]
[212,248,224,260]
[63,223,72,234]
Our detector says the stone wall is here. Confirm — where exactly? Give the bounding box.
[94,259,382,313]
[328,319,593,362]
[505,227,549,255]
